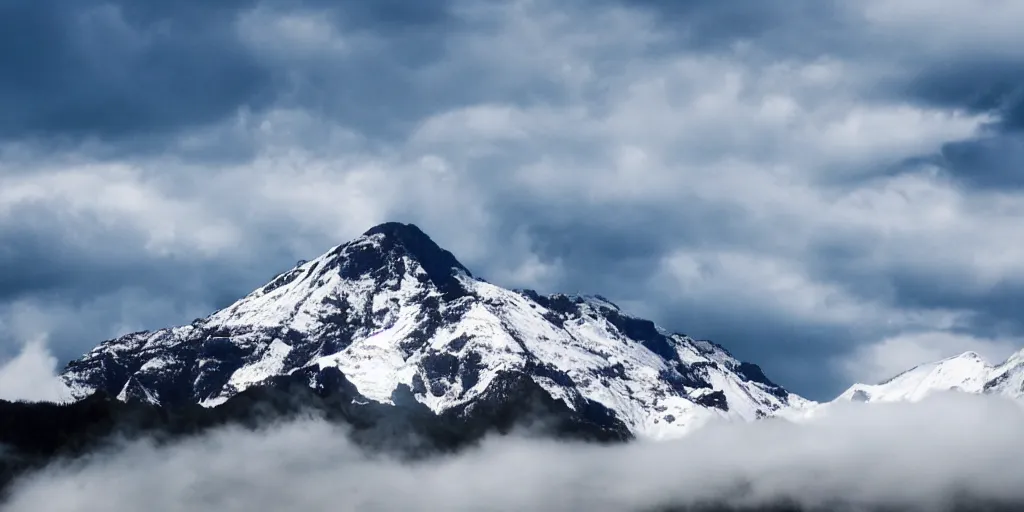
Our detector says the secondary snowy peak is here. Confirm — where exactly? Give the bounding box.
[60,222,811,439]
[836,349,1024,404]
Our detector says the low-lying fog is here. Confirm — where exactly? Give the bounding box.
[1,394,1021,511]
[3,344,1024,511]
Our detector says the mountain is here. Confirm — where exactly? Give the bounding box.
[835,349,1024,404]
[59,222,810,439]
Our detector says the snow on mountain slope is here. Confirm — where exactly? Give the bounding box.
[984,349,1024,397]
[60,222,811,439]
[835,349,1024,404]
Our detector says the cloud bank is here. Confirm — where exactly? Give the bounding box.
[0,339,70,403]
[4,393,1024,511]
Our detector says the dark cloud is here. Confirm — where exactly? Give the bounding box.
[0,0,460,148]
[937,136,1024,188]
[904,59,1024,133]
[0,0,272,143]
[895,59,1024,188]
[884,273,1024,338]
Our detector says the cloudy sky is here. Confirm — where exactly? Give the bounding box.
[1,0,1023,400]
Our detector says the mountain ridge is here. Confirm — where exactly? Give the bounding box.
[835,348,1024,404]
[59,222,812,439]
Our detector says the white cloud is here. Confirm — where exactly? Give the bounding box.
[656,250,963,328]
[0,338,71,403]
[0,163,241,257]
[5,393,1024,510]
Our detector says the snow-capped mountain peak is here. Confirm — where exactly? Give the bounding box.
[836,349,1024,404]
[60,222,812,439]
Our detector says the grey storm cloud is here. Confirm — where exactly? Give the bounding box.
[0,0,457,149]
[2,0,1024,401]
[905,59,1024,134]
[939,136,1024,188]
[0,0,270,143]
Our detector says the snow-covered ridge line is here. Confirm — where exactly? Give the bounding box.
[59,222,813,439]
[836,349,1024,404]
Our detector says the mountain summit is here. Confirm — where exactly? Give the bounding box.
[357,222,473,296]
[61,222,811,439]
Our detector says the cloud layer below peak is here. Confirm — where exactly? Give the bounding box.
[5,393,1024,511]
